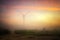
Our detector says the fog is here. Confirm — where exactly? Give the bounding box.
[0,0,60,31]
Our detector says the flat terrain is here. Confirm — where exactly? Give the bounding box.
[0,34,60,40]
[0,29,60,40]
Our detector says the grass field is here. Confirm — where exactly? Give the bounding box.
[0,30,60,40]
[0,34,60,40]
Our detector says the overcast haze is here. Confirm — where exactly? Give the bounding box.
[0,0,60,30]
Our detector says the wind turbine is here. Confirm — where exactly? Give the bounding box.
[20,11,30,26]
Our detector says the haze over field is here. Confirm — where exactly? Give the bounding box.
[0,0,60,30]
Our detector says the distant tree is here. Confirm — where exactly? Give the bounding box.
[0,21,11,35]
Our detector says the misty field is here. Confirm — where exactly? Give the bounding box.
[0,34,60,40]
[0,30,60,40]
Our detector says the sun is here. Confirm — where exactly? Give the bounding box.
[25,11,53,24]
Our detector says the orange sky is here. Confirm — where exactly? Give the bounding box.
[1,0,60,30]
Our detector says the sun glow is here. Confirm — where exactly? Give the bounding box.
[3,11,54,26]
[2,10,59,30]
[1,0,60,30]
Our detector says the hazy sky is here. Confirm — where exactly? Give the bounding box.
[0,0,60,30]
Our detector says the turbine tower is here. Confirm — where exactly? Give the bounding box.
[20,11,30,26]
